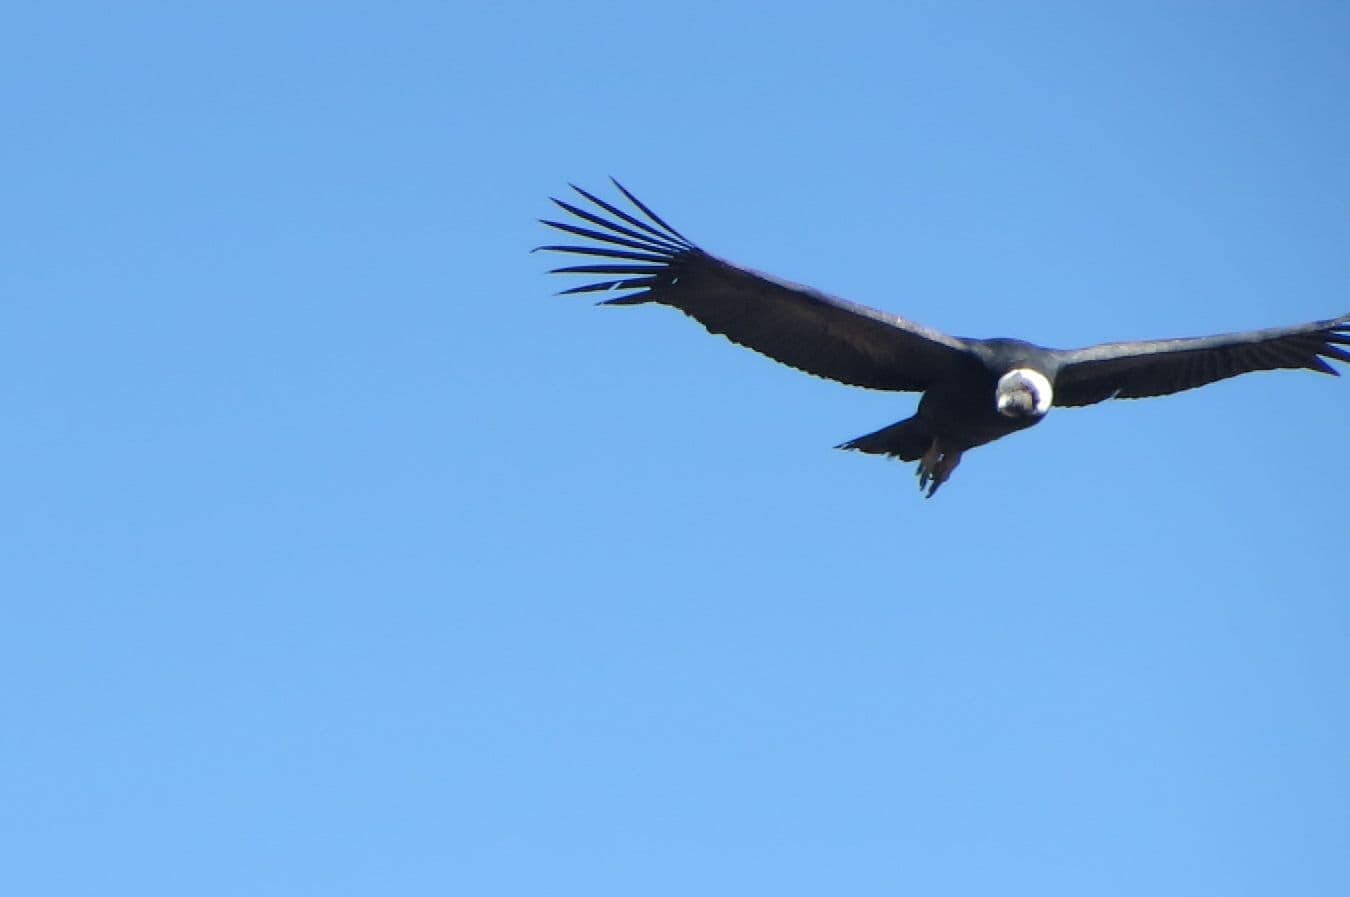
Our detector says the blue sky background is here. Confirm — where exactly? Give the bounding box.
[3,2,1348,895]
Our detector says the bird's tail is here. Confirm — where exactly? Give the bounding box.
[836,417,931,461]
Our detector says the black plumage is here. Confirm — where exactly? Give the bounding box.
[539,181,1349,496]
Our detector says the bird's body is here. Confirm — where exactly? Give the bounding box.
[841,345,1052,494]
[540,181,1349,496]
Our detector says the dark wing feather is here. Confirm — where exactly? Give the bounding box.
[1052,314,1350,407]
[538,180,975,392]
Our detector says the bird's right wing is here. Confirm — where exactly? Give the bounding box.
[537,181,977,392]
[1051,314,1350,407]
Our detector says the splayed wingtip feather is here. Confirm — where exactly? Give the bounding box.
[609,178,692,243]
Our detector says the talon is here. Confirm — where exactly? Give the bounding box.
[917,440,942,494]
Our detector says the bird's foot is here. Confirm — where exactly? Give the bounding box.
[916,442,962,498]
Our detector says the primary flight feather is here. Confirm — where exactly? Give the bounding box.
[540,180,1349,496]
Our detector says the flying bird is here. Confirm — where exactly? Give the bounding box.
[539,180,1349,496]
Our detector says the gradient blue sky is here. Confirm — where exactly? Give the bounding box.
[4,3,1349,895]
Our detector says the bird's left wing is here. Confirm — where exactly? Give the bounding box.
[538,181,976,392]
[1051,314,1350,407]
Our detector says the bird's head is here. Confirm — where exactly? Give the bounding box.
[996,368,1053,419]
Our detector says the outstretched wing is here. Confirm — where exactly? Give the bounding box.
[1051,314,1350,407]
[537,180,976,392]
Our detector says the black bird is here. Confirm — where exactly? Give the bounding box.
[539,181,1349,496]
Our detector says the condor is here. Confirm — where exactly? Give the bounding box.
[539,181,1349,497]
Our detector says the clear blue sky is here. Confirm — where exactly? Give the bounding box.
[4,3,1348,895]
